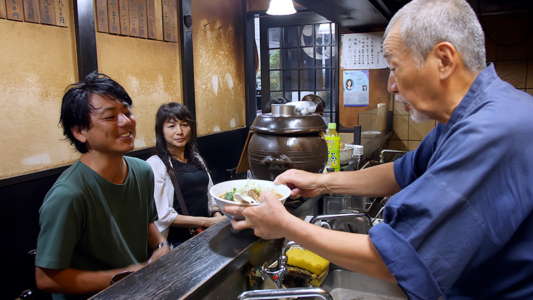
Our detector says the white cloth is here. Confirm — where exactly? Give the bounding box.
[146,155,215,239]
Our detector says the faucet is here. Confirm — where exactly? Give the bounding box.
[258,240,300,289]
[237,287,333,300]
[379,149,408,164]
[310,212,372,234]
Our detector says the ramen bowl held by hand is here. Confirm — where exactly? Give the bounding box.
[209,179,291,220]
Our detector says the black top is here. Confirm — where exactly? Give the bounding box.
[167,159,209,244]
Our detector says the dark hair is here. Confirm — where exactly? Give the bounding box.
[301,94,326,114]
[60,71,132,153]
[154,102,208,175]
[346,79,353,87]
[263,97,289,113]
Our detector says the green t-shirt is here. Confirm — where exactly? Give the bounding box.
[35,156,157,300]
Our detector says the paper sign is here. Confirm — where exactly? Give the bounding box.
[343,70,370,107]
[341,32,388,70]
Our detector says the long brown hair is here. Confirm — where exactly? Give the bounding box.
[154,102,208,175]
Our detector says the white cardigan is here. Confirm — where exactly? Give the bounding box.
[146,155,215,238]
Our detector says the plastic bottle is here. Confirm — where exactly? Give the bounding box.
[325,123,341,172]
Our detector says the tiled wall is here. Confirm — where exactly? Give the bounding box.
[388,12,533,151]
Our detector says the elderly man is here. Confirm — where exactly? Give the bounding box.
[225,0,533,298]
[35,72,171,300]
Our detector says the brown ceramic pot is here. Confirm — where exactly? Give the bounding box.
[248,112,328,181]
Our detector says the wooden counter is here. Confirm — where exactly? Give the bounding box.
[90,196,321,300]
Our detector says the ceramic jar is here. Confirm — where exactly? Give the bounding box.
[248,109,328,181]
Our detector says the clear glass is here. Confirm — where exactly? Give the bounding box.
[268,27,281,48]
[300,69,314,90]
[316,68,330,90]
[270,71,281,90]
[300,25,314,46]
[283,26,299,47]
[269,49,281,69]
[284,70,299,90]
[283,48,298,69]
[315,46,331,67]
[300,47,314,67]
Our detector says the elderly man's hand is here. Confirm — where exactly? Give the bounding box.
[223,190,291,240]
[274,169,327,199]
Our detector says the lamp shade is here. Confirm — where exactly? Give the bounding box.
[266,0,297,15]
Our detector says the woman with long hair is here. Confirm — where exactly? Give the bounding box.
[147,102,225,247]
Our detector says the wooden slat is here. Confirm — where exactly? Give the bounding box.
[169,0,176,42]
[118,0,129,35]
[107,0,119,34]
[146,0,155,39]
[137,0,147,38]
[39,0,56,25]
[128,0,138,36]
[0,0,6,19]
[54,0,67,26]
[162,0,170,41]
[7,0,24,21]
[23,0,40,22]
[96,0,108,32]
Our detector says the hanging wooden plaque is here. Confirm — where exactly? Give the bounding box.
[7,0,24,21]
[23,0,40,22]
[162,0,170,41]
[96,0,108,32]
[107,0,119,34]
[128,0,138,37]
[39,0,56,25]
[146,0,159,40]
[55,0,67,26]
[137,0,147,38]
[0,0,6,19]
[169,0,177,42]
[118,0,129,35]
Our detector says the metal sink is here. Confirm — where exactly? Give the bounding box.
[320,266,407,300]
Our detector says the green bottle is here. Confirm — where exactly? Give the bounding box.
[325,123,341,172]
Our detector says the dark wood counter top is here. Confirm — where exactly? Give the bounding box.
[90,196,322,300]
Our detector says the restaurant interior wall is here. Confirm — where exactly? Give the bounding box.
[388,12,533,151]
[192,0,246,136]
[0,8,78,180]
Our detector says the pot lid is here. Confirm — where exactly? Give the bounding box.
[251,113,327,134]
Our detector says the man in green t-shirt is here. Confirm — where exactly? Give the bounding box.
[35,72,171,300]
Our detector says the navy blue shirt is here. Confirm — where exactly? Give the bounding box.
[370,64,533,299]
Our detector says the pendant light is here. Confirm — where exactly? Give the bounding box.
[266,0,297,15]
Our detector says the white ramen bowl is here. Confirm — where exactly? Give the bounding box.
[209,179,291,220]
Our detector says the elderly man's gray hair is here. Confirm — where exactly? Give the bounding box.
[384,0,486,73]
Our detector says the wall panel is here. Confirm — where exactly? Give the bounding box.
[0,17,77,180]
[96,33,182,149]
[192,0,246,136]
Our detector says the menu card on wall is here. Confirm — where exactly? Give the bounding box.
[129,0,138,37]
[341,32,388,70]
[96,0,108,32]
[23,0,40,22]
[169,0,176,42]
[119,0,129,35]
[108,0,120,34]
[162,0,170,41]
[39,0,56,25]
[146,0,156,39]
[137,0,147,38]
[7,0,24,21]
[55,0,67,26]
[0,0,6,19]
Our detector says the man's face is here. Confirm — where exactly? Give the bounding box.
[77,94,136,155]
[383,22,438,122]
